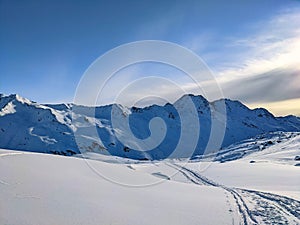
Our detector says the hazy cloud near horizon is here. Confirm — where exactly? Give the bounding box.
[102,67,300,116]
[218,68,300,104]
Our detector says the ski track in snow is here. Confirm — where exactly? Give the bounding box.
[167,163,300,225]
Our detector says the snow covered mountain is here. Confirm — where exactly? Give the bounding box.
[0,93,300,159]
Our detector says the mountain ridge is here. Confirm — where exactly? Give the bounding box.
[0,93,299,159]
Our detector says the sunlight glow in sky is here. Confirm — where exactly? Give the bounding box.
[1,0,300,116]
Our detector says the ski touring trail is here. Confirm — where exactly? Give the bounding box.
[167,163,300,225]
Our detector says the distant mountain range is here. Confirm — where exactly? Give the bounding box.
[0,93,299,160]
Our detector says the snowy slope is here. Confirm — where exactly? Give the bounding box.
[0,93,300,159]
[0,94,78,155]
[0,149,232,225]
[195,131,300,163]
[0,133,299,225]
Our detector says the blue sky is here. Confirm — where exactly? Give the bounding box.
[1,0,300,115]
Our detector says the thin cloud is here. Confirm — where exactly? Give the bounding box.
[218,67,300,103]
[217,7,300,78]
